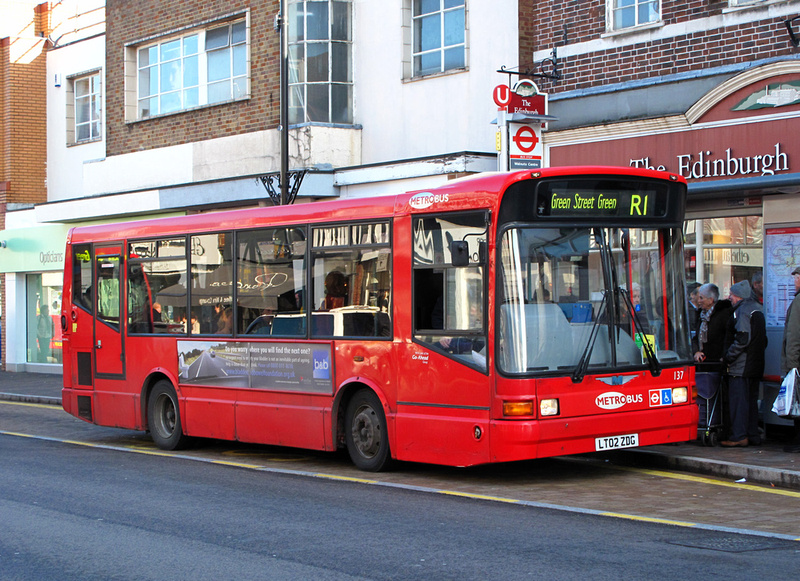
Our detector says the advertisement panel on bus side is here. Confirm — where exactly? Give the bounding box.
[177,340,333,393]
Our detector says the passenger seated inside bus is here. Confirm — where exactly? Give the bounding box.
[215,307,233,334]
[321,271,347,310]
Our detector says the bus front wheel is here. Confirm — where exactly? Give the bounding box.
[148,381,191,450]
[345,389,391,472]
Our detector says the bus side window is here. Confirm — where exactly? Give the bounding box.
[129,238,188,334]
[237,227,307,337]
[191,233,232,335]
[72,244,93,313]
[310,222,392,339]
[412,212,488,370]
[96,256,121,329]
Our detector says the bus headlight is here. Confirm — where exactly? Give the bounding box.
[540,399,559,417]
[672,387,688,404]
[503,401,534,417]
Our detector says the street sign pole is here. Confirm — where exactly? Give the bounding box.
[279,0,289,205]
[498,108,509,172]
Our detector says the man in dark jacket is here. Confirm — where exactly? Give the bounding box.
[781,266,800,452]
[721,280,767,447]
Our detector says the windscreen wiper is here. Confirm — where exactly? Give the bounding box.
[618,287,662,377]
[571,291,607,383]
[594,228,618,367]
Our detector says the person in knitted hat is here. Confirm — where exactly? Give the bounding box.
[720,279,767,447]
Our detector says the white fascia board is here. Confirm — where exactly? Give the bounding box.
[334,154,496,187]
[35,189,162,223]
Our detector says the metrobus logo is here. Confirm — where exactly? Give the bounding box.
[409,192,450,210]
[595,391,643,410]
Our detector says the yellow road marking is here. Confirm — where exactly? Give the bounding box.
[213,460,264,469]
[0,400,59,410]
[612,464,800,498]
[599,511,697,527]
[316,474,378,484]
[440,490,520,504]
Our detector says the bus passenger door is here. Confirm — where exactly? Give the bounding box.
[94,245,125,378]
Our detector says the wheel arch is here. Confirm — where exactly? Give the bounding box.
[139,368,181,430]
[332,376,394,454]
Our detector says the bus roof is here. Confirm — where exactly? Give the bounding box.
[67,167,684,244]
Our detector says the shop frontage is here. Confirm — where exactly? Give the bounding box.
[545,61,800,397]
[0,222,70,373]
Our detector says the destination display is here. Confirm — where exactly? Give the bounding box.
[536,181,669,219]
[177,340,333,394]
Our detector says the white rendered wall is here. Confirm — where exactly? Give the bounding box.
[47,34,106,202]
[353,1,519,165]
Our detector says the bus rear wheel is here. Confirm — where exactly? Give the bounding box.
[345,389,391,472]
[148,380,191,450]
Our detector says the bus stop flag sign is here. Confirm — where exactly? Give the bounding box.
[509,123,542,170]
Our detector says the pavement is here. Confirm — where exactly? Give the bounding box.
[2,370,800,490]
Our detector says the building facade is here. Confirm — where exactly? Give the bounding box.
[526,0,800,392]
[0,0,520,371]
[4,0,800,383]
[0,1,52,371]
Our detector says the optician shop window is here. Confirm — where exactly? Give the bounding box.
[26,273,63,365]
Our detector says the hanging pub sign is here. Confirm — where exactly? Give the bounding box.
[492,79,552,172]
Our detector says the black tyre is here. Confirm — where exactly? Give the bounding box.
[345,389,391,472]
[147,380,191,450]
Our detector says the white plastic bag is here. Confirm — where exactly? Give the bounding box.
[772,369,800,418]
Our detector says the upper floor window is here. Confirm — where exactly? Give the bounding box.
[134,19,248,119]
[288,0,353,124]
[74,72,102,142]
[608,0,659,32]
[412,0,465,77]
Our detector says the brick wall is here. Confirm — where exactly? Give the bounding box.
[0,37,48,207]
[0,21,50,368]
[106,0,281,157]
[520,1,800,94]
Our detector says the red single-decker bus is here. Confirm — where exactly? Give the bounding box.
[61,167,698,470]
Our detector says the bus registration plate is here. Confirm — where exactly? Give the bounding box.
[595,433,639,451]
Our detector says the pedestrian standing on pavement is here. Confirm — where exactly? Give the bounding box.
[751,271,764,304]
[687,282,701,343]
[721,280,767,447]
[36,304,54,363]
[780,266,800,453]
[692,283,732,431]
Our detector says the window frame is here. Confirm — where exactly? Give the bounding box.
[73,71,102,143]
[288,0,354,125]
[127,236,190,335]
[126,15,250,122]
[66,70,102,145]
[410,0,467,78]
[412,210,489,372]
[310,220,393,340]
[606,0,661,34]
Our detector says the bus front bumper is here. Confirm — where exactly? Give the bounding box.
[489,404,698,463]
